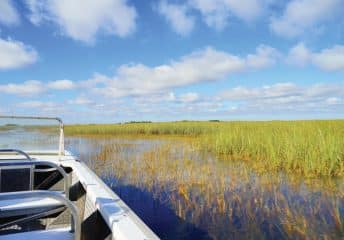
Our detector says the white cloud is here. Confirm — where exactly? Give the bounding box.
[0,0,20,26]
[219,82,344,112]
[312,45,344,71]
[156,1,195,36]
[48,80,75,90]
[189,0,265,30]
[17,101,57,108]
[0,38,38,70]
[26,0,137,43]
[270,0,342,38]
[286,42,311,66]
[89,45,278,98]
[0,79,76,96]
[131,92,177,104]
[220,82,300,100]
[68,96,93,105]
[287,43,344,71]
[16,100,67,113]
[156,0,267,33]
[0,80,44,96]
[326,97,341,105]
[25,0,46,25]
[246,45,280,69]
[179,92,199,103]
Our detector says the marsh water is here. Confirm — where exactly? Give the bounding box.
[0,128,343,239]
[65,136,344,240]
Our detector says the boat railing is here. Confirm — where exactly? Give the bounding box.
[0,115,65,160]
[0,190,81,240]
[0,149,33,161]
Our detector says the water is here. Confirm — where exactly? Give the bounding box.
[0,129,343,239]
[65,136,344,240]
[0,126,59,151]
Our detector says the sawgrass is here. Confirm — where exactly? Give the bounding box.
[65,120,344,177]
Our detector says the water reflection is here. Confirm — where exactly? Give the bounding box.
[66,136,344,240]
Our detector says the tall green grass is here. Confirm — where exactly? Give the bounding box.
[66,121,219,135]
[65,120,344,177]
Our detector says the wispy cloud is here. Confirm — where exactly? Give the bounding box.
[156,0,266,33]
[156,1,195,36]
[219,82,344,113]
[189,0,264,30]
[0,80,44,96]
[179,92,199,103]
[156,0,342,39]
[0,0,20,26]
[67,95,93,105]
[0,79,75,96]
[16,100,68,115]
[17,100,58,109]
[11,81,343,121]
[47,80,75,90]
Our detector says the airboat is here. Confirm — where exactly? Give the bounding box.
[0,116,159,240]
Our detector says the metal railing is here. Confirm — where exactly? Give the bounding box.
[0,190,81,240]
[0,159,70,198]
[0,116,65,159]
[0,149,33,161]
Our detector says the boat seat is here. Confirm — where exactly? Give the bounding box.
[0,192,65,218]
[0,227,73,240]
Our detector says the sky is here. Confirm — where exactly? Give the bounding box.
[0,0,343,123]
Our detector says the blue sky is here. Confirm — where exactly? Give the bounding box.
[0,0,343,123]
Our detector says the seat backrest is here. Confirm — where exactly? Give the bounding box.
[0,149,34,193]
[0,166,33,192]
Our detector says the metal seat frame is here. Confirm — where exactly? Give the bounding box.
[0,190,81,240]
[0,158,70,198]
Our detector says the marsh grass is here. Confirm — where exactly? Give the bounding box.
[87,139,343,239]
[66,120,344,177]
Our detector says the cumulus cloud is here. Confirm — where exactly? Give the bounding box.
[287,43,344,71]
[270,0,342,38]
[156,1,195,36]
[89,45,278,98]
[0,38,38,70]
[26,0,137,43]
[0,0,20,26]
